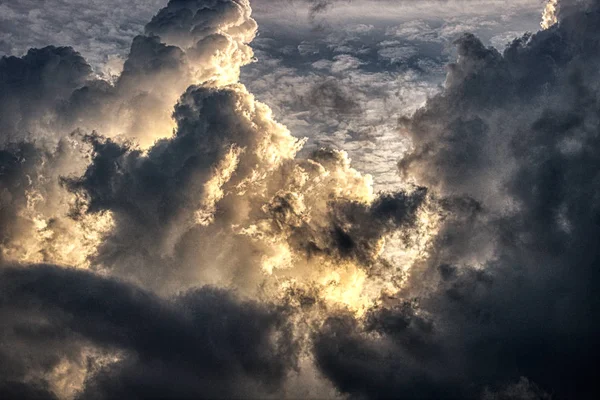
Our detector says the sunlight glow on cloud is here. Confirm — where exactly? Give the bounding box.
[2,1,600,399]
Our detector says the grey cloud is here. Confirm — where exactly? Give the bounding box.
[0,264,296,399]
[0,1,431,399]
[0,1,164,65]
[62,84,277,290]
[1,0,257,148]
[63,83,426,290]
[252,0,544,22]
[240,24,445,189]
[0,0,164,73]
[0,46,92,144]
[303,79,362,117]
[5,0,600,399]
[242,0,537,191]
[312,1,600,399]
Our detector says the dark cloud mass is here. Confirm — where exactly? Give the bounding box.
[2,0,600,399]
[0,46,92,144]
[315,1,600,399]
[0,264,296,399]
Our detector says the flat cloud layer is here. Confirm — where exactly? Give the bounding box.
[0,0,165,73]
[2,0,600,399]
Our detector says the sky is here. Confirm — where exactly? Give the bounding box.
[1,1,599,399]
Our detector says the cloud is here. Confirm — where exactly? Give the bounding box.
[0,0,258,149]
[0,0,262,275]
[61,82,304,291]
[0,46,92,145]
[3,0,600,399]
[241,0,540,193]
[252,0,545,25]
[0,264,296,399]
[303,79,363,117]
[0,0,166,79]
[311,1,600,399]
[61,81,426,293]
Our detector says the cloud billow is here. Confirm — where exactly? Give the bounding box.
[0,264,296,399]
[312,1,600,399]
[2,0,600,399]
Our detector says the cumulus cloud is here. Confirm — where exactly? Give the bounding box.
[0,0,258,149]
[2,0,600,399]
[0,46,92,145]
[312,1,600,399]
[241,0,541,193]
[0,264,296,399]
[1,1,430,397]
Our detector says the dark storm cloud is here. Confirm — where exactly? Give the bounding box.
[0,24,200,263]
[61,81,300,291]
[5,0,600,399]
[312,1,600,399]
[0,264,296,399]
[60,32,193,144]
[0,2,307,397]
[0,46,92,144]
[63,85,261,224]
[0,35,180,147]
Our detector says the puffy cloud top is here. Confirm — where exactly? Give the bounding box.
[2,1,600,399]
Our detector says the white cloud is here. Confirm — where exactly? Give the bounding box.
[0,0,164,72]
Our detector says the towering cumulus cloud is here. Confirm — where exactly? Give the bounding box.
[1,0,426,398]
[1,0,600,399]
[318,0,600,399]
